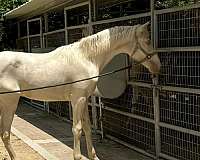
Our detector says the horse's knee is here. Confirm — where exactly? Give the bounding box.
[2,131,10,142]
[73,153,83,160]
[72,126,82,139]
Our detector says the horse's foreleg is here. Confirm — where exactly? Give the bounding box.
[82,105,99,160]
[71,97,86,160]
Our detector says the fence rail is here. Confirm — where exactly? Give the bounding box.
[19,1,200,160]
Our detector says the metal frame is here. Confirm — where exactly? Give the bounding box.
[64,1,90,44]
[27,17,43,52]
[15,1,200,160]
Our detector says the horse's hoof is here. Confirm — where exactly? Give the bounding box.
[93,156,100,160]
[74,154,85,160]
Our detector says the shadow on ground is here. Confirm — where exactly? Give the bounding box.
[16,99,153,160]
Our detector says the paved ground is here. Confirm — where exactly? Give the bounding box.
[0,101,153,160]
[0,134,45,160]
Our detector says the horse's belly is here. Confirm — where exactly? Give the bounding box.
[22,87,71,101]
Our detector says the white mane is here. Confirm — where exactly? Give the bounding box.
[76,25,140,61]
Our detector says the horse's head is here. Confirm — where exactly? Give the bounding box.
[130,22,161,75]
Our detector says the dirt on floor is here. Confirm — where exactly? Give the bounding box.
[0,134,45,160]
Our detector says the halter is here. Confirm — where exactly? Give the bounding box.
[130,25,157,65]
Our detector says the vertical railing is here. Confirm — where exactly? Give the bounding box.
[151,0,161,159]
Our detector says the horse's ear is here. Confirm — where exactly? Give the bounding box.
[141,21,150,30]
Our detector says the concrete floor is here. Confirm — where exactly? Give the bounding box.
[14,101,153,160]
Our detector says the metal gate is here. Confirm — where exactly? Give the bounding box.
[17,1,200,159]
[90,2,200,160]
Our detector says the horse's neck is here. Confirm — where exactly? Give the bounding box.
[81,28,131,72]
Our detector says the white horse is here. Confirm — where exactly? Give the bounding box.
[0,23,160,160]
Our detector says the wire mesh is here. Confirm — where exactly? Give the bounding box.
[93,15,152,83]
[160,90,200,132]
[67,28,87,44]
[161,127,200,160]
[30,36,41,49]
[102,109,155,154]
[129,61,152,83]
[95,0,150,21]
[48,101,70,120]
[16,38,28,52]
[29,20,40,35]
[157,7,200,48]
[44,31,65,48]
[93,15,151,33]
[47,10,64,32]
[19,21,27,37]
[66,4,89,27]
[159,51,200,88]
[102,85,154,119]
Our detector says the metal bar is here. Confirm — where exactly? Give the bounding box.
[69,102,73,121]
[27,21,30,52]
[151,0,155,48]
[91,12,151,26]
[99,97,104,139]
[27,17,41,23]
[17,36,28,40]
[89,0,93,35]
[64,1,89,11]
[159,153,179,160]
[23,99,45,111]
[28,34,41,38]
[43,29,65,36]
[105,135,156,159]
[161,85,200,95]
[129,82,200,95]
[160,122,200,137]
[152,0,161,157]
[100,105,155,124]
[92,0,96,22]
[155,3,200,15]
[67,24,89,30]
[44,13,48,33]
[156,46,200,52]
[153,77,161,160]
[128,81,152,88]
[40,18,43,48]
[64,9,68,44]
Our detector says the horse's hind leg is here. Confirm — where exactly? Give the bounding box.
[0,95,19,160]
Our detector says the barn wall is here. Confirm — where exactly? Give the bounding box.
[13,1,200,160]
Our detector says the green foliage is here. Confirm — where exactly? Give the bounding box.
[0,0,28,15]
[156,0,196,9]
